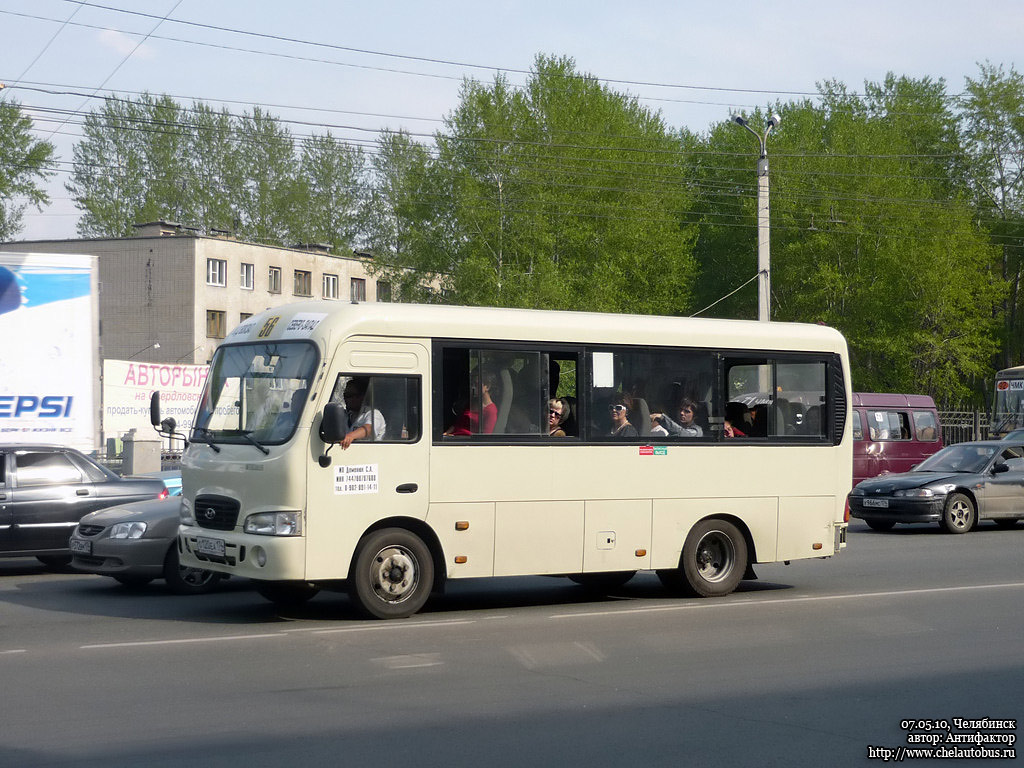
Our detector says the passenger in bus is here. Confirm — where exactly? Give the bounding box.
[444,372,499,436]
[340,376,386,449]
[609,395,638,438]
[548,397,571,437]
[650,397,703,438]
[724,402,748,438]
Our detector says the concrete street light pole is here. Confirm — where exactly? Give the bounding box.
[731,113,781,322]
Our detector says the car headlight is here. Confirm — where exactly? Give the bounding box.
[180,497,195,526]
[893,488,935,498]
[244,511,302,536]
[109,521,148,539]
[849,487,865,496]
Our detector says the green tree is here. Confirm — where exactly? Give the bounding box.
[0,99,54,239]
[958,63,1024,369]
[363,55,698,314]
[294,132,364,252]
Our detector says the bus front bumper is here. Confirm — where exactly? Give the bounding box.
[179,529,307,581]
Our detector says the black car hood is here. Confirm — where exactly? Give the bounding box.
[855,471,963,493]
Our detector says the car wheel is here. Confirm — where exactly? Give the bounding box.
[941,493,976,534]
[568,571,636,592]
[349,528,434,619]
[36,555,73,570]
[112,574,155,588]
[255,581,320,606]
[659,518,747,598]
[163,546,222,595]
[865,520,895,532]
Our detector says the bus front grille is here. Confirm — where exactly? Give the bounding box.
[193,495,240,531]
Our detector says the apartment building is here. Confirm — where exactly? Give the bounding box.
[0,221,393,364]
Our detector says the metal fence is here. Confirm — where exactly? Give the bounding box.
[937,411,989,445]
[96,450,182,475]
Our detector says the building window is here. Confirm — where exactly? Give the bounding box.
[376,281,392,303]
[268,266,282,294]
[294,270,312,297]
[351,277,366,302]
[240,312,253,323]
[240,263,254,290]
[206,259,227,287]
[206,310,226,339]
[322,273,338,300]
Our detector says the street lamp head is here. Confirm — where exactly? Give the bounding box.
[767,113,782,131]
[731,113,748,127]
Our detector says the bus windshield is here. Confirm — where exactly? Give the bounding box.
[993,372,1024,435]
[193,341,319,445]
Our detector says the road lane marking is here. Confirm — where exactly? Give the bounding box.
[311,619,474,634]
[549,581,1024,619]
[81,632,289,649]
[1,649,27,655]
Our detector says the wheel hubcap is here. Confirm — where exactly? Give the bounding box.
[949,500,970,529]
[694,530,736,583]
[371,546,419,603]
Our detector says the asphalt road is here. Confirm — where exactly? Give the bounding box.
[1,520,1022,768]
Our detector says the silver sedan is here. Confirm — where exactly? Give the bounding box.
[69,498,223,594]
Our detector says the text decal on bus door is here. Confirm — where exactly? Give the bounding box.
[334,464,379,495]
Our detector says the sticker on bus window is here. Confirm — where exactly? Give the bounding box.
[334,464,379,495]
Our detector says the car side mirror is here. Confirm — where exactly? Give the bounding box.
[992,462,1010,475]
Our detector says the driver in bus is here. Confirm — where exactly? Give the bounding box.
[339,376,387,449]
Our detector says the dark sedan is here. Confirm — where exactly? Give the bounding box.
[0,444,167,566]
[849,440,1024,533]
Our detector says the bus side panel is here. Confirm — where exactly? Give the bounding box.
[493,501,584,576]
[427,502,495,578]
[777,496,838,560]
[651,497,779,569]
[582,499,652,572]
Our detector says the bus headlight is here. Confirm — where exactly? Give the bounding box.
[244,511,302,536]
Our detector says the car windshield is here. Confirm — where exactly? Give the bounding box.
[192,341,319,446]
[915,444,997,474]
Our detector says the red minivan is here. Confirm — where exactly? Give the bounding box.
[851,393,944,488]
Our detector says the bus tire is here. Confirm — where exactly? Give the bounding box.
[350,528,434,619]
[940,493,975,534]
[568,571,636,592]
[256,581,320,606]
[671,518,747,598]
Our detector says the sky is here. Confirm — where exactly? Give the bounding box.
[2,0,1022,241]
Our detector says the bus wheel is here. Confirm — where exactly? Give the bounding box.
[568,571,636,593]
[941,493,975,534]
[350,528,434,619]
[666,519,747,598]
[256,581,320,606]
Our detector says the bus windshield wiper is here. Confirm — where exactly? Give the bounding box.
[191,427,221,453]
[239,431,270,455]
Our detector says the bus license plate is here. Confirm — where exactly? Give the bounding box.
[69,538,91,555]
[196,536,226,557]
[863,498,889,508]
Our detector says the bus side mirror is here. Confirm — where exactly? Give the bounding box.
[150,391,161,426]
[320,402,350,444]
[318,402,350,467]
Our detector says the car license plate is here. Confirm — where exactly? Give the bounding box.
[195,536,226,557]
[69,538,91,555]
[863,498,890,508]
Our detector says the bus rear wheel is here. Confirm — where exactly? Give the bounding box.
[350,528,434,619]
[659,519,747,598]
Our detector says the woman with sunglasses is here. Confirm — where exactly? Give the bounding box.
[548,397,570,437]
[608,395,638,438]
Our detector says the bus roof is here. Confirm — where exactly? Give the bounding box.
[996,365,1024,378]
[223,300,849,354]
